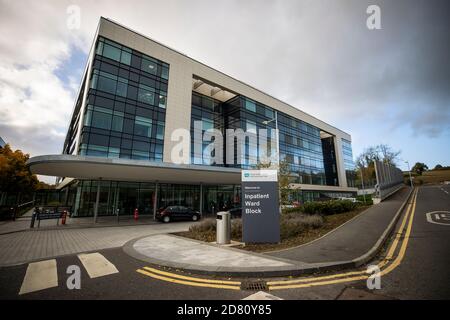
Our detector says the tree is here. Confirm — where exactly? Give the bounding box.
[0,144,38,194]
[256,158,291,205]
[355,144,401,168]
[434,164,443,170]
[412,162,428,175]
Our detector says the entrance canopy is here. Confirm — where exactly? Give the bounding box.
[27,155,241,185]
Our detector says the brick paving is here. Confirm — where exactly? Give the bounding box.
[0,222,194,266]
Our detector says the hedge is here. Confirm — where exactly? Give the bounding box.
[283,199,360,215]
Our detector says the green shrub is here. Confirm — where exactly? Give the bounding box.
[300,200,358,215]
[231,219,242,239]
[282,206,303,214]
[356,194,373,205]
[188,218,216,242]
[280,214,323,240]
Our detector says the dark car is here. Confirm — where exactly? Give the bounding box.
[156,206,201,223]
[228,207,242,218]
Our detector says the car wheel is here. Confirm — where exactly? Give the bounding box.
[192,214,199,221]
[163,216,170,223]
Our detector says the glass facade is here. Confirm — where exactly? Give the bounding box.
[190,92,333,186]
[60,180,240,217]
[277,112,326,185]
[342,139,356,187]
[57,31,357,216]
[78,37,169,162]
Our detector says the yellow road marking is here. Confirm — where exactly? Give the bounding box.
[380,188,417,276]
[268,188,417,287]
[384,189,417,261]
[136,188,418,291]
[269,188,418,290]
[142,266,241,285]
[136,269,241,290]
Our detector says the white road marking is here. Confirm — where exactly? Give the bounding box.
[19,259,58,295]
[426,211,450,226]
[242,291,283,300]
[78,252,119,278]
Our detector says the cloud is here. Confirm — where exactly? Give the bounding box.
[0,0,449,178]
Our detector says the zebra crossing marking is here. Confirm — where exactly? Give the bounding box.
[77,252,119,278]
[19,259,58,295]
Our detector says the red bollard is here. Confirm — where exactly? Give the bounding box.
[61,210,67,225]
[134,208,139,221]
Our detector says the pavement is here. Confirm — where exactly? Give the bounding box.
[0,221,196,267]
[0,210,165,235]
[267,186,412,263]
[122,187,413,276]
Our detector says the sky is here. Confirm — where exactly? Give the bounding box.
[0,0,449,183]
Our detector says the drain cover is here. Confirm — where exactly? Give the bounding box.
[241,280,268,291]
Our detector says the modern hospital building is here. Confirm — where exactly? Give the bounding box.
[28,17,357,218]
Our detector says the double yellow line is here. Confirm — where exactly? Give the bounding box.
[136,188,418,291]
[136,266,242,290]
[267,188,418,290]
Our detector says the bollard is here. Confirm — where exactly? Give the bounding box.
[61,210,67,225]
[134,208,139,221]
[30,209,37,228]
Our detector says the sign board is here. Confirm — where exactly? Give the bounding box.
[241,170,280,243]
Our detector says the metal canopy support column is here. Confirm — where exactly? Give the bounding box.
[94,182,100,224]
[153,181,159,220]
[200,183,203,216]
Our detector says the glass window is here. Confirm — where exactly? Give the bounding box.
[96,41,104,55]
[84,106,93,126]
[156,122,165,140]
[246,120,257,133]
[245,99,256,112]
[161,66,169,80]
[116,79,128,97]
[112,112,124,132]
[265,108,274,119]
[103,43,121,61]
[158,94,166,109]
[202,119,214,131]
[108,147,120,158]
[97,74,116,95]
[138,84,155,105]
[141,58,157,75]
[132,150,149,160]
[120,49,132,65]
[87,145,108,157]
[91,108,112,130]
[134,116,152,137]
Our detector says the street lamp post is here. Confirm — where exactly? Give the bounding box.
[360,167,367,204]
[262,110,280,166]
[262,112,282,214]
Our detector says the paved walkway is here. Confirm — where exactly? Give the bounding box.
[0,212,161,235]
[123,187,412,276]
[124,234,306,274]
[267,186,411,263]
[0,222,195,267]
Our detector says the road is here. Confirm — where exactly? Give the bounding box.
[0,184,449,300]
